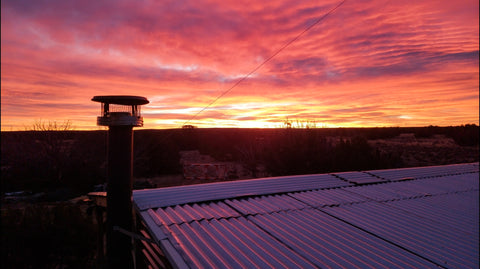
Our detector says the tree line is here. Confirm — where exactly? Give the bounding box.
[1,124,478,197]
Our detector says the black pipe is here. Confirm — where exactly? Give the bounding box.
[106,125,134,268]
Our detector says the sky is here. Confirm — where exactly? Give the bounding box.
[1,0,479,131]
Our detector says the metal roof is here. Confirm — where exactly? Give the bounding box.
[134,173,349,210]
[133,162,479,268]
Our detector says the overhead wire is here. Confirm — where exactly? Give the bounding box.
[180,0,347,127]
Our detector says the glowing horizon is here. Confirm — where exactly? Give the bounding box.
[1,0,478,131]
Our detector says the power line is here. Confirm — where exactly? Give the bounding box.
[181,0,347,127]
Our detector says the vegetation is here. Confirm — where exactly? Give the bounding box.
[1,125,478,194]
[0,124,478,268]
[1,202,97,268]
[1,130,106,197]
[260,129,400,176]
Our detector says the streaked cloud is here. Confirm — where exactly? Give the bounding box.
[1,0,478,130]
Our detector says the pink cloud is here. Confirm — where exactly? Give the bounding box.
[1,0,478,130]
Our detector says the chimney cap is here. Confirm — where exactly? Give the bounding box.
[92,95,149,105]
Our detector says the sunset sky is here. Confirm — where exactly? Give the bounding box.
[1,0,478,130]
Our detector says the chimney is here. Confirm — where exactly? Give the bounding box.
[92,95,149,268]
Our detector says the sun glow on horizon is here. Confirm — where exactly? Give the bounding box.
[1,0,478,131]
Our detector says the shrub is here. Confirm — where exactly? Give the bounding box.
[1,202,97,268]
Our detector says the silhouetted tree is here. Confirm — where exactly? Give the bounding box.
[27,120,75,184]
[448,124,479,146]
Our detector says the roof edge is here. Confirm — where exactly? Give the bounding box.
[133,162,479,210]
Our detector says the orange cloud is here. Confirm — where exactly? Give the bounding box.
[1,0,478,130]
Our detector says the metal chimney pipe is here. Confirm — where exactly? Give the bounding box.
[106,125,133,267]
[92,95,149,268]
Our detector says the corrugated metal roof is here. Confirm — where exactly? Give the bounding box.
[366,162,479,181]
[134,162,479,268]
[331,171,387,184]
[134,173,349,210]
[321,191,479,268]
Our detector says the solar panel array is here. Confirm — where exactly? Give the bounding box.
[134,163,479,268]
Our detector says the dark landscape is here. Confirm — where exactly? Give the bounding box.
[1,125,479,268]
